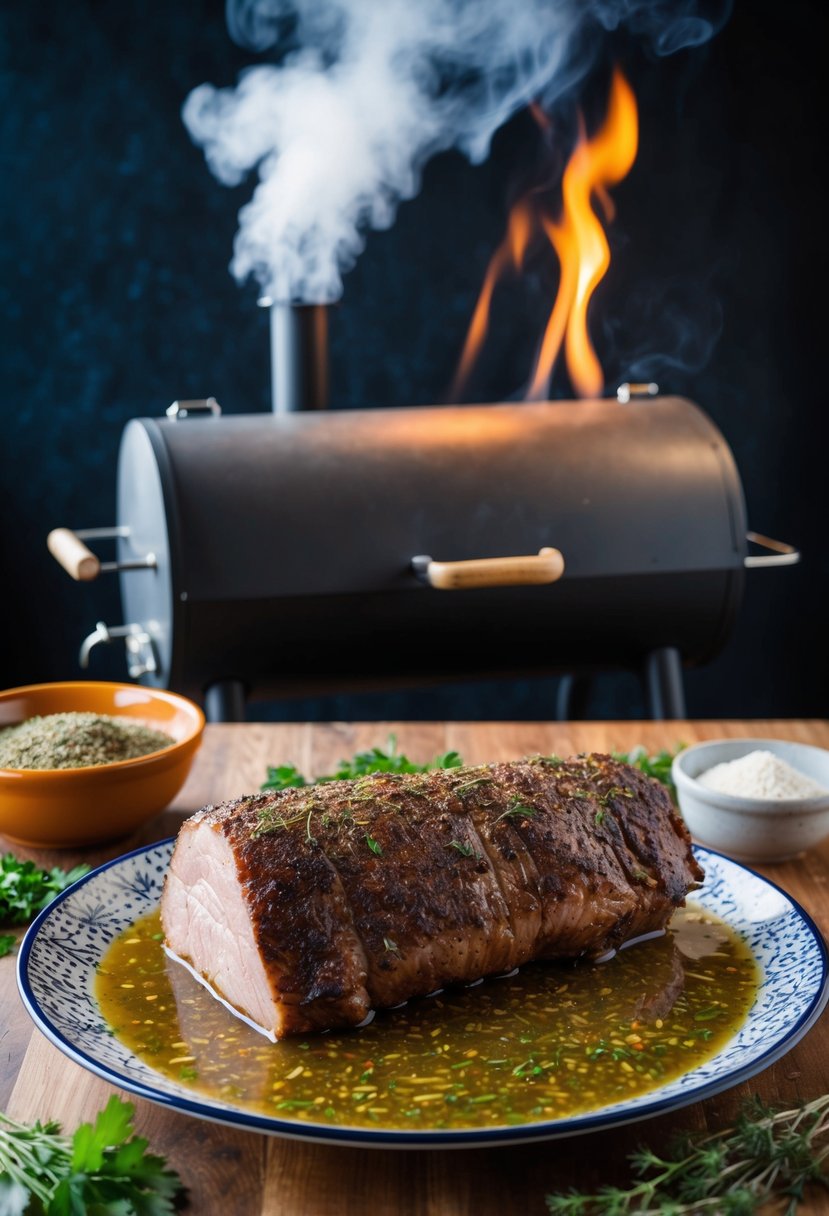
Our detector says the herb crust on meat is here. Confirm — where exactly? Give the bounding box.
[161,754,703,1039]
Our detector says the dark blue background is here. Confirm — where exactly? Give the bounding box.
[1,0,826,719]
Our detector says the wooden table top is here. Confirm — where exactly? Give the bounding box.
[3,719,829,1214]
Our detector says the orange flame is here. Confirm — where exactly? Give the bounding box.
[448,200,534,402]
[530,68,638,398]
[452,68,638,401]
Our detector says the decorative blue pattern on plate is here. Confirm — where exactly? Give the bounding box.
[17,842,829,1148]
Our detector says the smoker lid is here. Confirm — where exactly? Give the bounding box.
[115,396,746,610]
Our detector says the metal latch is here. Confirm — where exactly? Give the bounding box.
[79,622,158,678]
[165,397,222,420]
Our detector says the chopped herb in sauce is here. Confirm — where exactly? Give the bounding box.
[96,907,758,1132]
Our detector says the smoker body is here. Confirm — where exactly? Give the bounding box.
[107,395,746,705]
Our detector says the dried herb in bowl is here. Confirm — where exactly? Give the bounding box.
[0,712,173,770]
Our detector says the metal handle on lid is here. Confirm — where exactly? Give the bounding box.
[47,527,156,581]
[744,531,801,569]
[412,547,565,590]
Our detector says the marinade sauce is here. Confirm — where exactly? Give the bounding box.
[96,907,758,1131]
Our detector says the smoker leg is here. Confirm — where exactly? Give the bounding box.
[644,648,687,720]
[204,679,248,723]
[556,675,593,721]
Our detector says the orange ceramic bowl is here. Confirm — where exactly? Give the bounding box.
[0,682,205,847]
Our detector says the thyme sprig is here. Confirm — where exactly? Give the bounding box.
[448,840,475,856]
[452,774,494,797]
[546,1095,829,1215]
[492,800,538,826]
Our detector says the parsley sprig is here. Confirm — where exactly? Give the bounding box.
[546,1095,829,1214]
[0,854,89,925]
[264,741,683,796]
[262,735,463,791]
[0,1094,184,1214]
[612,746,684,800]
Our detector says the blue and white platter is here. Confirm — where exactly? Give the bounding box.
[17,841,829,1148]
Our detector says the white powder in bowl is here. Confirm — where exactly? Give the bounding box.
[698,749,828,800]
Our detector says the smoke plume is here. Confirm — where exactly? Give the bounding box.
[184,0,731,303]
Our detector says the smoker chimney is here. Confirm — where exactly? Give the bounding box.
[258,298,329,412]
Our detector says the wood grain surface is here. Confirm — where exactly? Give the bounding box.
[3,720,829,1215]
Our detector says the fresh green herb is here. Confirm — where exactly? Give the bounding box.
[251,806,307,837]
[448,840,475,856]
[327,737,463,780]
[452,774,493,797]
[492,801,538,826]
[262,735,463,791]
[0,855,89,925]
[594,810,605,826]
[261,763,308,792]
[599,785,634,805]
[365,835,382,856]
[545,1094,829,1214]
[613,745,685,799]
[0,1094,184,1214]
[0,934,16,958]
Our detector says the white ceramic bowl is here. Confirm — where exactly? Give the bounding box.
[672,738,829,863]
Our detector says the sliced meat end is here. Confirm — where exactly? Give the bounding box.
[160,820,284,1036]
[161,813,372,1037]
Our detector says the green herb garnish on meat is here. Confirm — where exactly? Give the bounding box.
[448,840,475,856]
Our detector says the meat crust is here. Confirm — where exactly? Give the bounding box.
[161,754,703,1039]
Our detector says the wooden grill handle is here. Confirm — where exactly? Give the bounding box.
[47,528,101,581]
[412,547,564,591]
